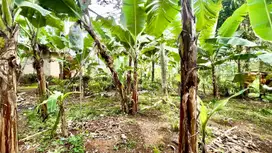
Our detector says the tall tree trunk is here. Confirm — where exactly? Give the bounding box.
[0,28,19,153]
[160,43,167,95]
[151,56,155,83]
[131,56,138,115]
[211,64,218,98]
[82,21,128,113]
[33,57,48,120]
[179,0,198,152]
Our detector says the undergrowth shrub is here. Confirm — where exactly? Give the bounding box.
[19,73,37,85]
[88,76,113,93]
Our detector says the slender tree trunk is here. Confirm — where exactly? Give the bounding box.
[160,43,168,95]
[179,0,198,152]
[237,58,244,92]
[202,83,206,95]
[131,56,138,115]
[151,57,155,83]
[259,61,263,99]
[59,62,63,79]
[60,103,67,137]
[33,57,48,120]
[127,57,132,94]
[244,48,250,72]
[0,28,19,153]
[82,21,128,113]
[211,64,218,98]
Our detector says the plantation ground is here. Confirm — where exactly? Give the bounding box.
[17,87,272,153]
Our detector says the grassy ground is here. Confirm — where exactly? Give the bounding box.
[212,98,272,136]
[17,88,272,153]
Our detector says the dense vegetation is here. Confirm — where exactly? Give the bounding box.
[0,0,272,153]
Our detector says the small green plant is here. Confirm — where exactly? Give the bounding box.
[199,88,248,153]
[37,91,80,137]
[67,135,85,153]
[153,146,161,153]
[126,140,137,150]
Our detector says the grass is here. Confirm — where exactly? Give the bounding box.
[208,98,272,136]
[19,95,122,152]
[19,90,272,152]
[18,83,38,90]
[67,95,122,121]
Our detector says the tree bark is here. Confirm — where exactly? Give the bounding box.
[151,56,155,83]
[131,56,138,115]
[127,57,132,94]
[179,0,198,152]
[160,43,167,95]
[59,62,63,79]
[211,64,219,98]
[60,103,67,137]
[82,21,128,113]
[33,57,48,120]
[244,47,250,72]
[237,58,244,92]
[0,27,19,153]
[202,83,206,95]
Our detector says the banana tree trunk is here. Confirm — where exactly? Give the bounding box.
[60,103,67,137]
[59,62,63,79]
[179,0,198,152]
[131,56,138,115]
[244,48,250,72]
[33,58,48,120]
[259,61,263,99]
[82,21,128,113]
[127,56,132,94]
[237,58,244,92]
[151,57,155,83]
[211,64,219,98]
[160,43,167,95]
[0,28,19,153]
[203,83,206,95]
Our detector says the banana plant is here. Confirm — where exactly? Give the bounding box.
[198,36,257,97]
[219,1,272,41]
[37,91,80,137]
[199,88,248,152]
[37,0,132,113]
[246,0,272,41]
[0,0,65,151]
[17,7,65,120]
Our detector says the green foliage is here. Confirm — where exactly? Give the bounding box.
[153,146,161,153]
[38,0,82,18]
[121,0,147,38]
[195,0,222,49]
[247,0,272,41]
[2,0,13,27]
[16,1,64,29]
[258,53,272,65]
[66,135,85,153]
[218,4,247,37]
[199,88,248,144]
[46,91,63,113]
[145,0,179,37]
[88,77,113,93]
[19,73,37,85]
[93,17,134,48]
